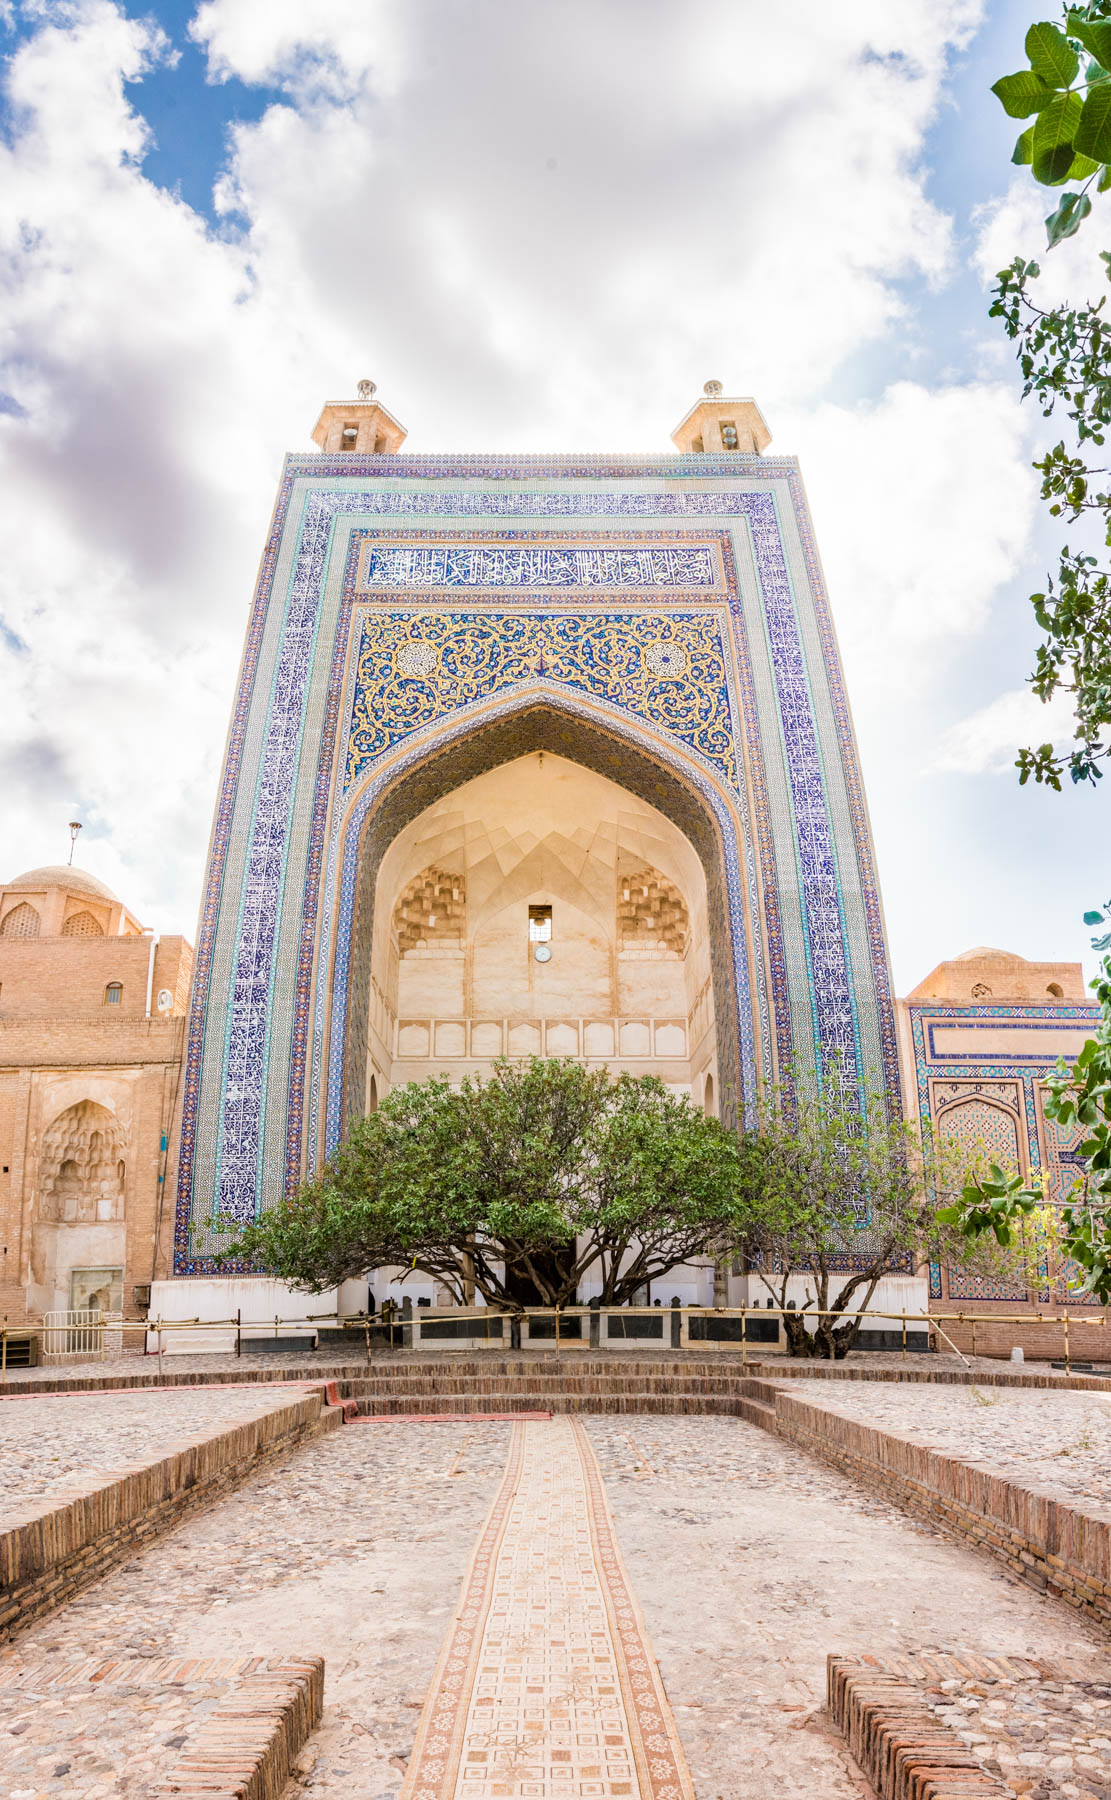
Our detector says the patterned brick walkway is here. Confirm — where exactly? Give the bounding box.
[401,1416,694,1800]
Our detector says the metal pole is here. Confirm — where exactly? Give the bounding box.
[555,1306,561,1356]
[157,1318,164,1379]
[236,1307,242,1358]
[741,1304,747,1371]
[1,1325,6,1385]
[931,1316,972,1369]
[1064,1308,1071,1375]
[902,1309,907,1360]
[971,1315,976,1361]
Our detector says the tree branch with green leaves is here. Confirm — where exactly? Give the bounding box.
[209,1057,752,1311]
[989,6,1111,787]
[943,904,1111,1303]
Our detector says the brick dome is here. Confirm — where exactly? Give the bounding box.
[5,865,118,902]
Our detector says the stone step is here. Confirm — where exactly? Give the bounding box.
[337,1356,751,1379]
[351,1391,750,1418]
[337,1372,745,1398]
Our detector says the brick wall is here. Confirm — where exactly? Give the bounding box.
[0,1388,339,1641]
[0,934,191,1021]
[751,1381,1111,1630]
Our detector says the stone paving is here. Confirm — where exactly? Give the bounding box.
[926,1666,1111,1800]
[581,1416,1107,1800]
[0,1385,309,1522]
[0,1655,299,1800]
[789,1379,1111,1517]
[1,1407,1107,1800]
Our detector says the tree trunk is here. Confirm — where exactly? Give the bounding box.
[781,1310,813,1356]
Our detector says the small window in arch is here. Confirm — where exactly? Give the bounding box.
[104,982,123,1005]
[720,420,739,449]
[1047,982,1064,1000]
[528,905,552,943]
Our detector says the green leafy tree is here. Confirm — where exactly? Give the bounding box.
[943,905,1111,1302]
[212,1057,750,1309]
[735,1073,973,1359]
[989,7,1111,788]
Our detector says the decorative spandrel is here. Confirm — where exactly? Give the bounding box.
[343,611,739,793]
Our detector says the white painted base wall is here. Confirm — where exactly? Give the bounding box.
[148,1277,349,1354]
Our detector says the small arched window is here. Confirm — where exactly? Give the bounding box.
[62,910,104,937]
[103,982,123,1005]
[1046,982,1064,1000]
[1,902,40,940]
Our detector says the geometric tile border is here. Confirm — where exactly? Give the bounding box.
[400,1416,696,1800]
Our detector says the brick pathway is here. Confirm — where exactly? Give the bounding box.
[402,1417,694,1800]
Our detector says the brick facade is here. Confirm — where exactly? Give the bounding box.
[0,867,192,1324]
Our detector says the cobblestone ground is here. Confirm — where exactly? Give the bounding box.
[2,1411,1108,1800]
[0,1386,311,1520]
[0,1657,295,1800]
[790,1379,1111,1516]
[582,1417,1107,1800]
[927,1669,1111,1799]
[0,1421,510,1799]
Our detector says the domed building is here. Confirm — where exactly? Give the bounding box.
[0,864,192,1326]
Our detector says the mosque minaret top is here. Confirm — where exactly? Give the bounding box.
[670,383,771,455]
[312,381,407,455]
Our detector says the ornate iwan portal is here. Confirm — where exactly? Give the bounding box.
[174,385,898,1275]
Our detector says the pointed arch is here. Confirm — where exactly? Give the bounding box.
[316,693,758,1160]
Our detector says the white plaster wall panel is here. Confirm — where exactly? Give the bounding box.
[398,1022,430,1058]
[583,1022,615,1058]
[470,1021,504,1058]
[654,1022,687,1058]
[434,1021,467,1058]
[619,1021,651,1057]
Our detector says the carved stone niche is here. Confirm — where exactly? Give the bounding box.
[40,1100,126,1224]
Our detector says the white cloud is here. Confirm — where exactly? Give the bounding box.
[933,685,1078,775]
[972,172,1111,300]
[780,380,1037,685]
[200,0,982,437]
[0,0,993,935]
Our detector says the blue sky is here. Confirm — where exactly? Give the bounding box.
[0,0,1105,995]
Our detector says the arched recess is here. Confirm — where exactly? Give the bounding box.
[332,701,749,1141]
[936,1095,1024,1173]
[40,1100,127,1223]
[936,1094,1028,1301]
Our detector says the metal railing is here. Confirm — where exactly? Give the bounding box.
[2,1299,1101,1379]
[40,1308,124,1364]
